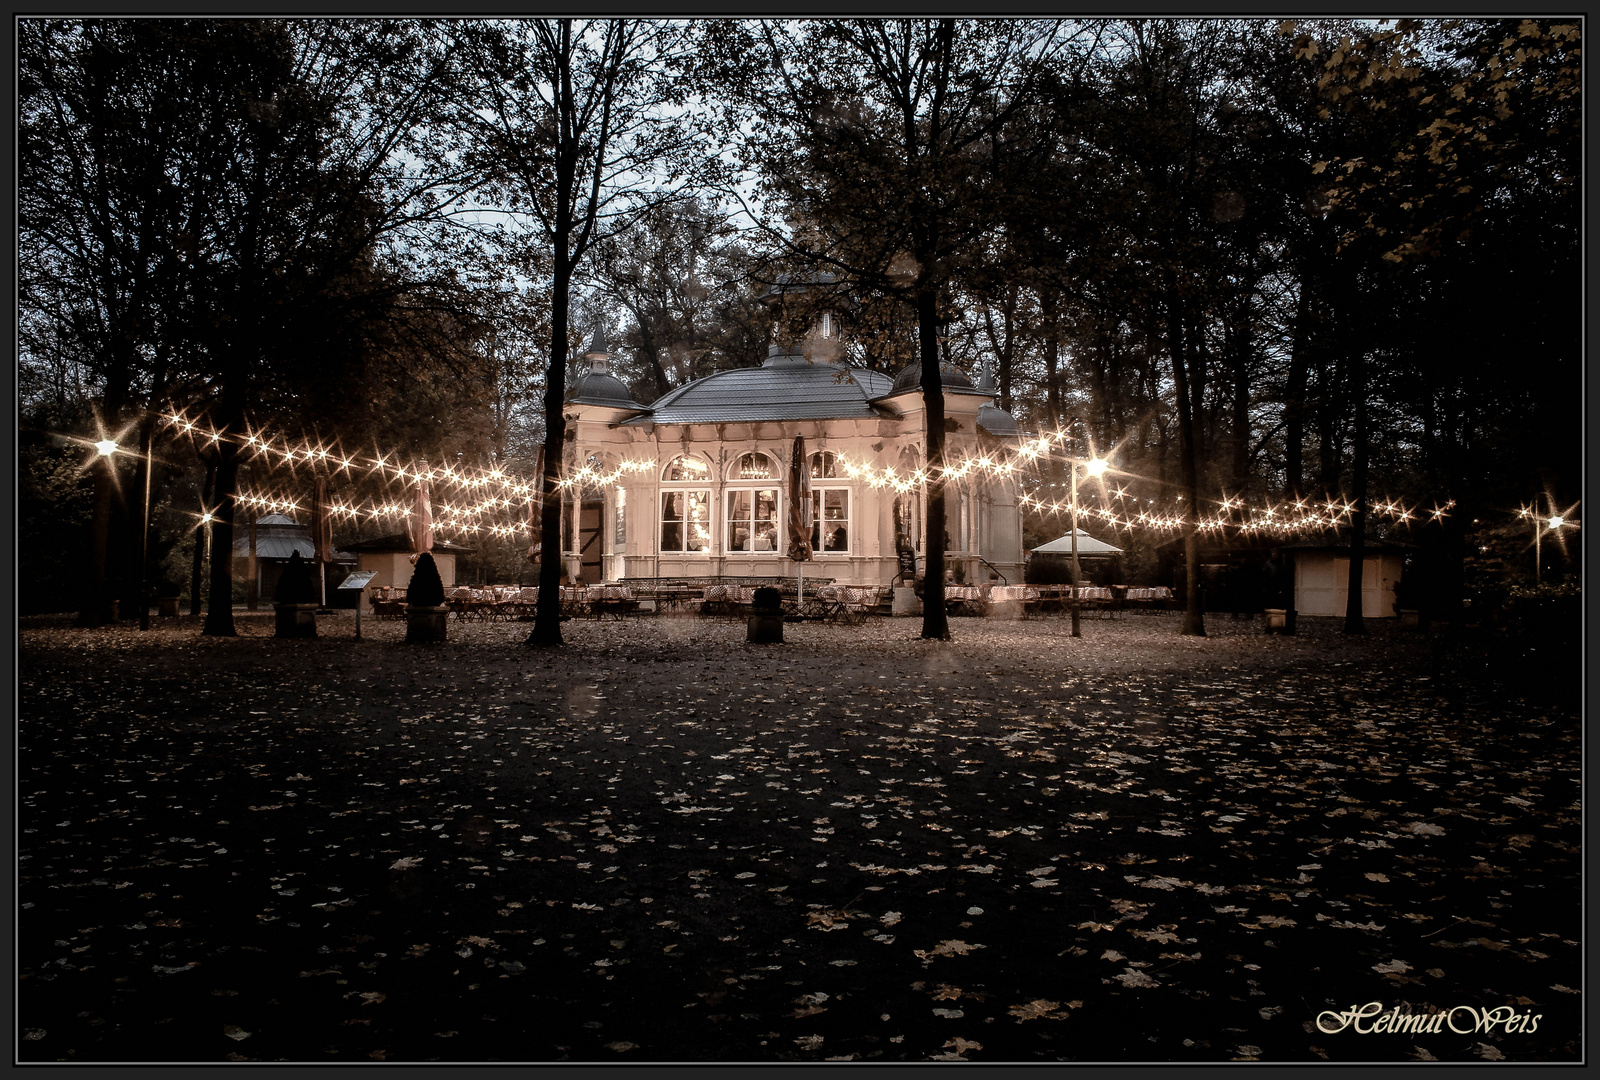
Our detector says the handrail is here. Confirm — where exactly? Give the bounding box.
[978,557,1008,586]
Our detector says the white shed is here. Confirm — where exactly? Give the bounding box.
[341,533,476,611]
[1287,543,1406,618]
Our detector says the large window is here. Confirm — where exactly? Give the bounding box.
[660,456,712,553]
[726,452,779,553]
[809,451,850,554]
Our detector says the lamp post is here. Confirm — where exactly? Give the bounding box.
[1536,515,1565,585]
[1068,456,1109,639]
[92,439,118,623]
[96,429,157,630]
[138,425,153,631]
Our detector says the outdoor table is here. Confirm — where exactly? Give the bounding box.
[370,585,407,620]
[557,586,591,619]
[499,587,539,619]
[833,584,884,624]
[803,585,848,622]
[1123,586,1174,613]
[651,584,703,615]
[703,584,760,616]
[585,585,639,620]
[988,584,1042,618]
[447,587,497,621]
[942,584,988,616]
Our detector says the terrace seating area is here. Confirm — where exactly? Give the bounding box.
[986,584,1176,618]
[364,578,1170,624]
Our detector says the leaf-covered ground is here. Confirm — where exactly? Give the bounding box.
[18,608,1580,1063]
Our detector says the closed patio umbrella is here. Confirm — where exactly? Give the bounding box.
[788,435,813,600]
[409,462,433,564]
[311,472,333,604]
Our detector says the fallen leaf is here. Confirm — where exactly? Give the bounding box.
[1008,999,1065,1020]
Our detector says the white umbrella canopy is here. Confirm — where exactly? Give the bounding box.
[1031,529,1124,556]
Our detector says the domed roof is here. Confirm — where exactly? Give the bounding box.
[889,359,976,396]
[625,346,892,425]
[569,368,645,410]
[977,403,1020,439]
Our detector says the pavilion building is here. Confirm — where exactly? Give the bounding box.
[560,289,1026,589]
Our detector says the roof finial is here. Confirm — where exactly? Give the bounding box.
[583,326,612,372]
[977,353,996,394]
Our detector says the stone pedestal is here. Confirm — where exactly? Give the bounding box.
[891,586,922,617]
[1263,608,1287,633]
[405,604,450,643]
[158,596,181,617]
[275,602,319,638]
[747,610,784,644]
[1398,609,1420,629]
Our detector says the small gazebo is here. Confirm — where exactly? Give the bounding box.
[230,513,356,601]
[1025,529,1125,585]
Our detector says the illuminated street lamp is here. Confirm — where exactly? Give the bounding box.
[1536,514,1567,585]
[94,430,157,629]
[1068,456,1110,639]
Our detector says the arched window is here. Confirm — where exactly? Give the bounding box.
[662,455,710,483]
[809,451,850,554]
[728,452,777,481]
[726,452,779,553]
[660,455,712,553]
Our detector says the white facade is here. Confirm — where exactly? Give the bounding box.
[562,355,1025,589]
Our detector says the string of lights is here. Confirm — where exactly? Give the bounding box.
[160,409,1555,545]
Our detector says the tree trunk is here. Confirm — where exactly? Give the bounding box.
[203,434,242,637]
[189,450,216,616]
[1041,291,1062,433]
[1167,293,1205,637]
[135,416,154,631]
[1343,352,1369,635]
[1228,300,1252,492]
[917,284,949,641]
[1284,286,1312,499]
[529,284,570,647]
[1316,351,1344,491]
[529,102,577,646]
